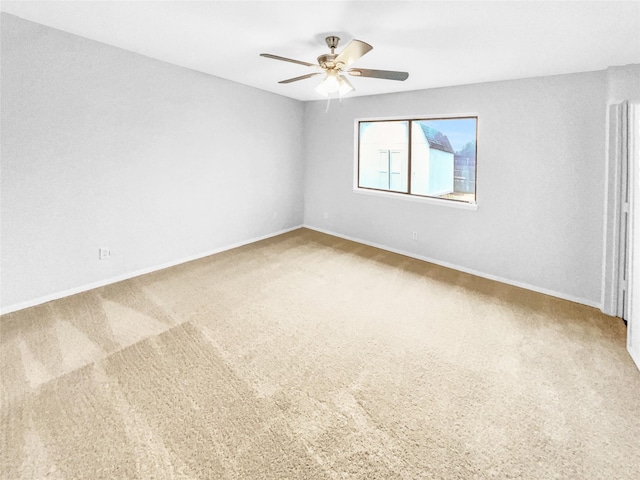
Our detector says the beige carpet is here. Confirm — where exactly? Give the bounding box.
[1,228,639,479]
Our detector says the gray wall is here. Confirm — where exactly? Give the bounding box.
[2,13,632,313]
[0,14,304,310]
[303,72,608,306]
[607,64,640,104]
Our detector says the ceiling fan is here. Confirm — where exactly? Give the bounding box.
[260,36,409,98]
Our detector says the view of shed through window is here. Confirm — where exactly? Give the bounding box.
[358,117,477,204]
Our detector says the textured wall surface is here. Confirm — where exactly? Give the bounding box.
[3,12,635,312]
[303,71,608,306]
[1,14,304,309]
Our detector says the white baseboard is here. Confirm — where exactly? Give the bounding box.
[303,224,602,310]
[0,225,303,315]
[2,223,604,315]
[629,345,640,371]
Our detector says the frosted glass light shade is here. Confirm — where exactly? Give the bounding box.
[315,70,354,98]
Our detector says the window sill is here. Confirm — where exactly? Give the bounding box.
[353,187,479,211]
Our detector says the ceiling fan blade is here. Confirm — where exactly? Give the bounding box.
[260,53,317,68]
[334,39,373,67]
[279,73,323,84]
[348,68,409,81]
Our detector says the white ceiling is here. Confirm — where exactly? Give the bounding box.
[2,1,639,101]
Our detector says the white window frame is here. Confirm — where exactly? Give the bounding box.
[353,114,479,211]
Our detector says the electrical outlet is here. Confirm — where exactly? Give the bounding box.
[412,231,418,241]
[99,247,111,260]
[323,212,329,219]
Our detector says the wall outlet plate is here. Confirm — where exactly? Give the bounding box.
[99,247,110,260]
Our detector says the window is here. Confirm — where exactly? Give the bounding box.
[357,117,477,205]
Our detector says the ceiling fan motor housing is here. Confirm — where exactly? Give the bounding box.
[319,36,343,70]
[317,53,339,70]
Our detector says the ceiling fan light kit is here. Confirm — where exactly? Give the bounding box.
[260,36,409,101]
[314,69,354,98]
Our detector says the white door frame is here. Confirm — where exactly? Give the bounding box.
[602,102,629,318]
[627,104,639,370]
[602,102,639,370]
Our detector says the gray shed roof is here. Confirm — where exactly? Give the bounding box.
[419,123,454,154]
